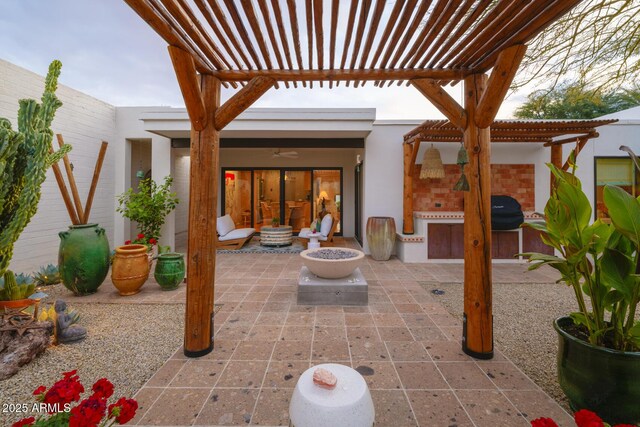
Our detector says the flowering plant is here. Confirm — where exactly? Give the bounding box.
[124,233,157,248]
[12,370,138,427]
[531,409,635,427]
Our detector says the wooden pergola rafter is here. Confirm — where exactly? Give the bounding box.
[124,0,585,360]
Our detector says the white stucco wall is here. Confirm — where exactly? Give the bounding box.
[0,60,116,274]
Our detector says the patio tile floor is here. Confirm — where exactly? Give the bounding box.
[77,238,571,426]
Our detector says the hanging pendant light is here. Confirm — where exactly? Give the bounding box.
[420,144,445,179]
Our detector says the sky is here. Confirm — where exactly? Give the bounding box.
[1,0,530,120]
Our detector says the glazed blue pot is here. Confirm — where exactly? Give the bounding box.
[555,316,640,424]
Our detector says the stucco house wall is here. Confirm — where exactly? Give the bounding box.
[0,60,116,274]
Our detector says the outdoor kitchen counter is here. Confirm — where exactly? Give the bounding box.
[395,211,550,263]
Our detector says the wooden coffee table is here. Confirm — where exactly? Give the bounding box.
[260,225,293,247]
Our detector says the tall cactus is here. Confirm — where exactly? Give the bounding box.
[0,60,70,290]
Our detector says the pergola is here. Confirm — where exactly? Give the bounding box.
[124,0,585,359]
[402,118,617,233]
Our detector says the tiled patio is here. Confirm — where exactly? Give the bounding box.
[77,239,571,426]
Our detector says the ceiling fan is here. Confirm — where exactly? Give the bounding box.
[272,149,299,159]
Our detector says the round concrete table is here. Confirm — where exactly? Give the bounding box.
[260,225,293,247]
[289,363,375,427]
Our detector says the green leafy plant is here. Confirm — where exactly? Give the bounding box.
[522,156,640,351]
[272,216,280,226]
[33,264,61,286]
[0,60,69,295]
[116,177,179,242]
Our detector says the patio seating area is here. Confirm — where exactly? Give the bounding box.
[59,239,572,426]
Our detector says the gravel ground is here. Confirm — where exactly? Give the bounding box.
[422,280,577,409]
[0,284,184,425]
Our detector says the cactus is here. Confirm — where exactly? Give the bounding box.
[0,60,70,289]
[34,264,61,286]
[0,271,35,300]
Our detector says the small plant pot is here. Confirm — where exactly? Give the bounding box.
[0,298,39,317]
[154,253,185,291]
[111,244,150,296]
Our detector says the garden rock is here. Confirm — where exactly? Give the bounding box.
[0,311,52,380]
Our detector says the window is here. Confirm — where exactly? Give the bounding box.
[595,158,639,220]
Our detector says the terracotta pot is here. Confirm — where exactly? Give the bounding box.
[0,298,38,311]
[366,217,396,261]
[111,244,150,296]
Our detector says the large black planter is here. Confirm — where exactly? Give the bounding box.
[555,316,640,424]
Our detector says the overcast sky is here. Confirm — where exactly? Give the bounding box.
[1,0,528,120]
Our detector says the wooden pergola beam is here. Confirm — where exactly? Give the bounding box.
[550,144,562,191]
[168,45,208,131]
[411,78,468,130]
[214,76,275,130]
[210,68,468,82]
[543,132,597,147]
[475,44,527,128]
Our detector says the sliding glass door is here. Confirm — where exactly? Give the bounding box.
[222,167,342,235]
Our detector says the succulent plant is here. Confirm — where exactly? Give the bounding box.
[0,271,36,300]
[34,264,61,286]
[38,303,80,324]
[0,60,70,291]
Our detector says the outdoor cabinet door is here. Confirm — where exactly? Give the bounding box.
[492,231,519,259]
[522,226,554,255]
[449,224,465,259]
[428,223,451,259]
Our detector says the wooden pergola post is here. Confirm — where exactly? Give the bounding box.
[168,45,274,357]
[462,73,493,358]
[550,145,562,192]
[403,139,420,234]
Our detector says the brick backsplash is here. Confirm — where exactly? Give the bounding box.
[413,164,535,211]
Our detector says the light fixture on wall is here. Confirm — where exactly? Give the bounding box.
[420,144,445,179]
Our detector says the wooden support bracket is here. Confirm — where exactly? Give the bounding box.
[214,76,275,130]
[475,44,527,129]
[168,45,208,131]
[411,79,468,130]
[562,137,590,171]
[408,140,421,176]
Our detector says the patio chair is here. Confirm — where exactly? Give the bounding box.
[216,214,255,250]
[298,213,340,247]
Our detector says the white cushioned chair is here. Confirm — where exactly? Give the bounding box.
[216,214,256,250]
[298,214,340,246]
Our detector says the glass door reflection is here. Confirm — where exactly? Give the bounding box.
[254,170,281,232]
[284,170,311,232]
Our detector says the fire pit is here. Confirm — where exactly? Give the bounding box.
[300,248,365,279]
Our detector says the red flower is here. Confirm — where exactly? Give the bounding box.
[531,418,559,427]
[108,397,138,424]
[43,371,84,411]
[137,233,145,239]
[574,410,605,427]
[11,417,35,427]
[69,397,106,427]
[124,240,131,245]
[91,378,114,400]
[148,238,157,245]
[63,369,78,379]
[33,385,46,396]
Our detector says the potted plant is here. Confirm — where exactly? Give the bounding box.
[0,272,37,312]
[0,60,72,303]
[522,155,640,424]
[116,176,179,246]
[272,216,280,227]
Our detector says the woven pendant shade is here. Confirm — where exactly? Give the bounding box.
[420,145,445,179]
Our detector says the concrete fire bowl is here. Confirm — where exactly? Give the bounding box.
[300,248,365,279]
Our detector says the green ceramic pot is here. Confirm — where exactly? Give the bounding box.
[58,223,110,296]
[154,252,185,291]
[555,316,640,424]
